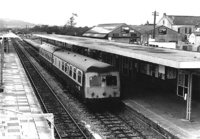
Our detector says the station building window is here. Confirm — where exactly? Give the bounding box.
[178,28,180,33]
[189,28,192,34]
[185,28,187,34]
[177,72,189,98]
[113,33,119,37]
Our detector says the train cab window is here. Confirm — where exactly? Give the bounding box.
[90,76,101,87]
[69,66,72,76]
[62,61,64,71]
[73,68,76,80]
[106,76,117,86]
[78,70,82,84]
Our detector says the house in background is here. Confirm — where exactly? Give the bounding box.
[157,13,200,39]
[82,23,141,44]
[188,32,200,51]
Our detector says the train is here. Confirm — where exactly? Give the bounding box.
[38,43,120,100]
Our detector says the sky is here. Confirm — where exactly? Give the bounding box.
[1,0,200,27]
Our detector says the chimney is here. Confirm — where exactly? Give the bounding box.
[163,13,166,16]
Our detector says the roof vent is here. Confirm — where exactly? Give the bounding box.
[74,55,76,57]
[84,59,87,61]
[68,52,70,54]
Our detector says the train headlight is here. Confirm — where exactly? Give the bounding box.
[113,91,117,96]
[91,92,95,97]
[102,92,106,96]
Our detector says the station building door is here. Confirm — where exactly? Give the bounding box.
[177,70,193,120]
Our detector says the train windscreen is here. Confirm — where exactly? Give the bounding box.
[90,75,117,87]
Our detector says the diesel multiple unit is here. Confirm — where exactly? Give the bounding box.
[39,43,120,100]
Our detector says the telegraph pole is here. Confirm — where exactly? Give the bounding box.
[152,11,159,39]
[0,37,4,92]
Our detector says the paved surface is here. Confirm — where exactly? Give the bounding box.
[0,45,52,139]
[123,92,200,139]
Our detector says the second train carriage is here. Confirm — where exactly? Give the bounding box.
[39,43,120,100]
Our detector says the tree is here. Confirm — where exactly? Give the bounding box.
[65,13,78,27]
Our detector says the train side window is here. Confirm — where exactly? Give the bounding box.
[73,68,76,80]
[78,70,82,84]
[90,76,101,86]
[67,64,70,75]
[55,57,57,66]
[59,60,60,68]
[52,56,54,64]
[62,61,64,71]
[69,65,72,76]
[65,63,68,73]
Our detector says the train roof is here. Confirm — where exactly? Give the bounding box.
[39,43,59,53]
[34,34,200,69]
[53,49,117,72]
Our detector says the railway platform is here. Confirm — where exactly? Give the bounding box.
[123,91,200,139]
[0,40,52,138]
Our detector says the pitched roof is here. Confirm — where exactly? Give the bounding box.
[166,15,200,26]
[82,23,126,37]
[130,25,155,34]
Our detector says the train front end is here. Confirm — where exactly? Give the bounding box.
[85,71,120,99]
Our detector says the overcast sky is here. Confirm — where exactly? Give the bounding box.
[1,0,200,27]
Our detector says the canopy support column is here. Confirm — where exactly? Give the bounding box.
[186,73,193,120]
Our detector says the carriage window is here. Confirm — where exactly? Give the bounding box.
[67,64,70,74]
[65,63,68,73]
[55,57,57,65]
[62,61,64,71]
[59,61,60,68]
[69,66,72,76]
[73,68,76,80]
[90,76,101,86]
[78,70,82,84]
[106,76,117,86]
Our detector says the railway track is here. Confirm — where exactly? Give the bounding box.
[12,38,89,139]
[18,39,167,139]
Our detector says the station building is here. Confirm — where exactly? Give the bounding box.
[32,34,200,138]
[82,23,141,44]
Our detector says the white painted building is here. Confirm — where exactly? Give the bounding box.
[188,32,200,51]
[157,13,200,39]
